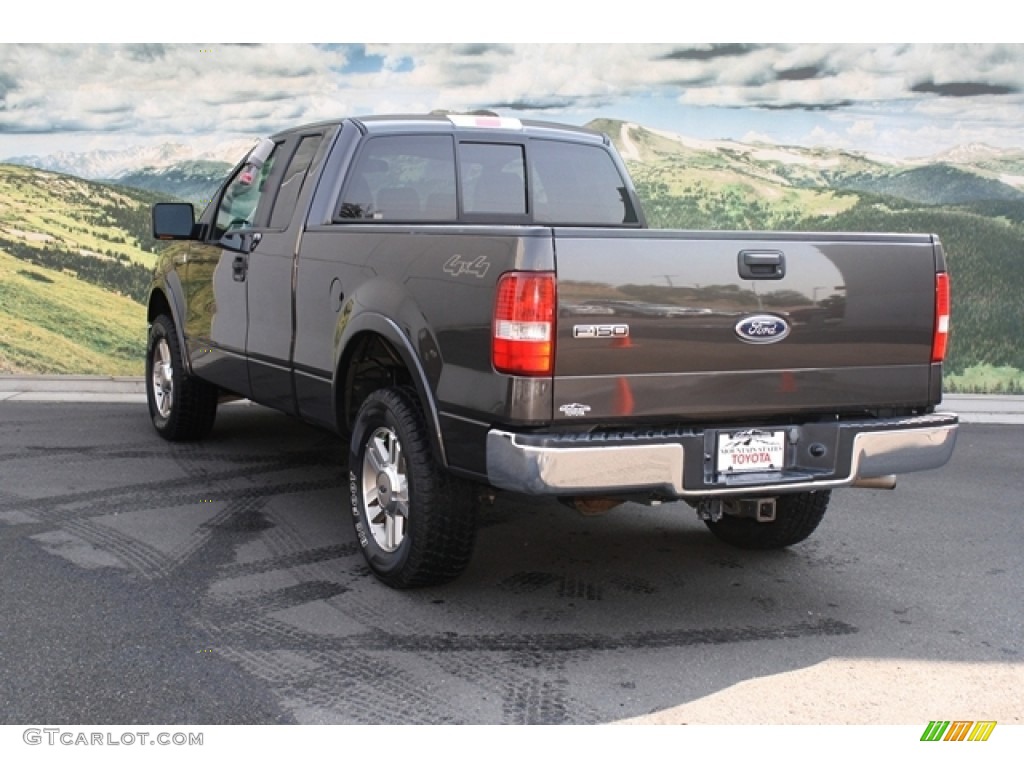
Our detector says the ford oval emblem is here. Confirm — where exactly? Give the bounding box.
[735,314,790,344]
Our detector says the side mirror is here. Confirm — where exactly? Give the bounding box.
[152,202,197,240]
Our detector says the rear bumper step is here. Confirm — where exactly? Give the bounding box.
[486,412,958,498]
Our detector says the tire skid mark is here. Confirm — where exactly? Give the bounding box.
[216,544,360,579]
[435,647,594,724]
[201,608,600,724]
[59,517,170,578]
[194,616,857,654]
[0,446,103,463]
[503,659,577,724]
[168,442,338,477]
[6,476,340,524]
[160,497,273,576]
[0,448,340,511]
[203,580,349,625]
[209,647,324,687]
[231,645,461,724]
[558,575,603,601]
[194,619,415,721]
[38,494,257,580]
[242,513,401,629]
[499,571,561,593]
[0,488,25,505]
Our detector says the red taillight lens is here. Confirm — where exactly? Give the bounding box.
[492,272,556,376]
[932,272,950,363]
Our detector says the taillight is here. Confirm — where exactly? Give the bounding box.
[492,272,556,376]
[932,272,950,363]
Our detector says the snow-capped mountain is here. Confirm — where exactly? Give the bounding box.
[6,139,256,180]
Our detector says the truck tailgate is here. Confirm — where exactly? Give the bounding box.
[552,229,942,423]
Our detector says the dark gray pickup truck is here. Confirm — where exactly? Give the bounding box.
[148,113,957,587]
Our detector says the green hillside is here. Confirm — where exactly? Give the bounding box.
[0,164,163,301]
[797,198,1024,380]
[0,164,160,374]
[597,120,1024,393]
[0,248,145,375]
[3,122,1023,392]
[840,165,1024,205]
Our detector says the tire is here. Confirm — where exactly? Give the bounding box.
[348,387,478,588]
[703,491,830,550]
[146,314,218,441]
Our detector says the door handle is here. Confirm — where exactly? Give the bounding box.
[232,255,247,282]
[738,250,785,280]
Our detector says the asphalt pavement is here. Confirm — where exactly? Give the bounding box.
[0,376,1021,728]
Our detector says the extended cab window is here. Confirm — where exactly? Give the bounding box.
[269,134,324,229]
[213,142,281,239]
[337,136,456,222]
[530,140,639,225]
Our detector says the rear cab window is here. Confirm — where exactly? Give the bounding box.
[333,121,640,227]
[529,139,639,226]
[337,135,457,222]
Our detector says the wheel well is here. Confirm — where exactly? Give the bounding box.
[337,333,414,435]
[148,290,173,325]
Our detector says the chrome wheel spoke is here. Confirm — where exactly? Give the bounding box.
[384,513,399,550]
[390,440,403,475]
[368,435,389,473]
[151,339,174,418]
[360,425,410,553]
[368,499,386,526]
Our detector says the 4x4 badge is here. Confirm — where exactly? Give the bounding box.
[444,254,490,278]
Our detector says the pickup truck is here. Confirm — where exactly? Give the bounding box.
[148,113,958,587]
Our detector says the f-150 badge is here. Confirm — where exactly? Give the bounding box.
[573,324,629,339]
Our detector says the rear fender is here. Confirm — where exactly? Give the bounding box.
[334,310,447,468]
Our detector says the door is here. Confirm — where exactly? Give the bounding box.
[184,140,283,397]
[245,132,328,413]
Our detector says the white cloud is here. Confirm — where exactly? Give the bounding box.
[3,43,1024,159]
[849,120,876,138]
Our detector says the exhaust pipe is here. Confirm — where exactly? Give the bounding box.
[852,475,897,490]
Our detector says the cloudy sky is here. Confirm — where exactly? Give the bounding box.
[3,40,1023,162]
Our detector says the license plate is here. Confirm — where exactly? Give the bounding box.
[716,429,786,473]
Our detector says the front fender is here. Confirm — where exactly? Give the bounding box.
[147,262,190,374]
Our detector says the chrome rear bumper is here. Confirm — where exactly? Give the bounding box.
[486,412,958,498]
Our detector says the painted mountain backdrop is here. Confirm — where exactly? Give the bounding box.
[1,119,1022,391]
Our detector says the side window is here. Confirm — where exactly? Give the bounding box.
[530,140,638,225]
[459,143,526,216]
[337,135,456,222]
[269,134,324,229]
[213,142,281,239]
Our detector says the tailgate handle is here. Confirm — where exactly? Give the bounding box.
[739,250,785,280]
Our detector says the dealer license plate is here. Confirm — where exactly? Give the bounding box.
[716,429,786,473]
